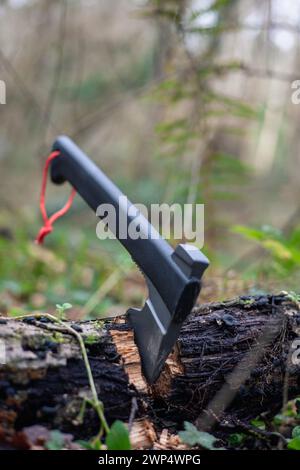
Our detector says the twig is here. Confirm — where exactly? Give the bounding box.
[232,417,287,445]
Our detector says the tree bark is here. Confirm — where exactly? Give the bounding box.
[0,293,299,449]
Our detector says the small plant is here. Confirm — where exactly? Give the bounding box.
[272,397,300,450]
[250,418,266,430]
[105,420,131,450]
[55,302,72,320]
[288,426,300,450]
[179,421,224,450]
[45,430,65,450]
[84,334,100,345]
[286,291,300,308]
[292,426,300,437]
[78,422,132,451]
[227,433,246,447]
[233,224,300,278]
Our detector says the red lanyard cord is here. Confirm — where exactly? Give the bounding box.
[35,151,76,244]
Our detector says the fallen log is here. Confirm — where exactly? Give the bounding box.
[0,293,299,449]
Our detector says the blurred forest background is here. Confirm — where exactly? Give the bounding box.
[1,0,300,319]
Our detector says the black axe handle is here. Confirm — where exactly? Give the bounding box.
[50,136,209,382]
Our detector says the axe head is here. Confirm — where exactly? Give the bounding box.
[128,244,209,384]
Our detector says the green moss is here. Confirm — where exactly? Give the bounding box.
[83,334,100,345]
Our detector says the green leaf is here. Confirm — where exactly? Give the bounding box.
[205,91,258,119]
[232,225,266,241]
[77,439,102,450]
[208,0,234,12]
[251,419,266,430]
[179,422,224,450]
[288,227,300,247]
[106,420,131,450]
[232,225,286,255]
[84,334,99,345]
[288,437,300,450]
[45,430,65,450]
[286,292,300,303]
[292,426,300,438]
[62,303,72,310]
[262,240,292,261]
[228,433,245,446]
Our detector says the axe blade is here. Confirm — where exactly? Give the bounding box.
[128,245,209,383]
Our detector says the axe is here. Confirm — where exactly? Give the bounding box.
[49,136,209,383]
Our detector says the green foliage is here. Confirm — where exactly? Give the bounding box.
[208,0,235,12]
[179,421,224,450]
[105,420,131,450]
[77,415,131,450]
[286,291,300,305]
[288,437,300,450]
[0,225,137,318]
[152,78,192,104]
[233,224,300,277]
[205,91,258,120]
[83,334,99,345]
[276,398,300,421]
[147,0,258,216]
[189,0,233,19]
[292,426,300,438]
[227,433,246,447]
[206,152,251,200]
[77,439,103,450]
[155,118,197,160]
[251,418,266,430]
[55,302,72,320]
[272,397,300,450]
[45,430,65,450]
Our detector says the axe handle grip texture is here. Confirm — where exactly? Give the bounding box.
[50,136,209,382]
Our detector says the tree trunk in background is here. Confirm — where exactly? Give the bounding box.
[0,294,299,449]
